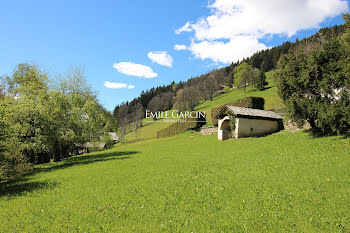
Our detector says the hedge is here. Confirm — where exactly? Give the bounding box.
[211,97,265,126]
[157,113,205,139]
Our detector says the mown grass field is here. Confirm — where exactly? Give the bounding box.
[125,72,284,142]
[1,131,349,232]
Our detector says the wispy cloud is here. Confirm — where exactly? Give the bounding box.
[175,22,192,34]
[113,62,158,78]
[104,81,135,89]
[147,51,173,67]
[174,44,188,51]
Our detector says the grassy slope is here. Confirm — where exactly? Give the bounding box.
[1,131,349,232]
[195,71,283,114]
[125,72,284,142]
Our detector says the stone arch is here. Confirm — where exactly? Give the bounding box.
[220,118,231,130]
[218,116,233,140]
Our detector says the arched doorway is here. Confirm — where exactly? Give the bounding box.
[218,116,233,140]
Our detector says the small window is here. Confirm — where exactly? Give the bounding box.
[250,128,253,132]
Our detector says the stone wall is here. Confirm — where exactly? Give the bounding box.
[284,120,311,133]
[200,126,218,135]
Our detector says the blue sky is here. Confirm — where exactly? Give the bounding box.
[0,0,348,111]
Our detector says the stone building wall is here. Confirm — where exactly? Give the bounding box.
[200,126,218,135]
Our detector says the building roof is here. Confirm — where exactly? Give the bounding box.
[86,142,106,148]
[218,105,283,120]
[108,132,118,141]
[75,142,106,148]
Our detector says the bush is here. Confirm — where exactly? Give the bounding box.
[100,134,115,149]
[211,97,265,126]
[223,87,231,92]
[0,154,32,181]
[234,96,265,110]
[157,113,205,139]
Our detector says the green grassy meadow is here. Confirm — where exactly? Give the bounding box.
[1,131,349,232]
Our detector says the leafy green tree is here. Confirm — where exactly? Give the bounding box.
[234,62,260,92]
[0,80,8,179]
[0,64,108,179]
[0,64,50,178]
[257,70,268,91]
[225,71,234,87]
[248,68,260,91]
[102,109,118,133]
[116,104,130,143]
[4,64,51,163]
[133,102,144,140]
[100,133,115,149]
[174,86,199,111]
[234,62,251,92]
[49,68,105,161]
[6,63,48,95]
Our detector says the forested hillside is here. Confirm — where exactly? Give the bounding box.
[113,22,347,137]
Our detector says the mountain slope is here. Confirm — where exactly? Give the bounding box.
[124,72,283,142]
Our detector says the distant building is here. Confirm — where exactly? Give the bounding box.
[217,85,230,95]
[107,132,118,141]
[216,105,283,140]
[73,132,118,155]
[85,142,107,150]
[219,85,229,90]
[73,142,107,154]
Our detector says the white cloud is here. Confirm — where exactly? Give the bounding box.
[175,0,348,64]
[104,81,136,89]
[104,81,127,89]
[147,51,173,67]
[113,62,158,78]
[174,44,188,51]
[175,22,192,34]
[190,36,267,64]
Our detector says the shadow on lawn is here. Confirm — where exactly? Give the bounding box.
[32,150,139,174]
[0,179,58,197]
[304,128,350,139]
[0,150,139,197]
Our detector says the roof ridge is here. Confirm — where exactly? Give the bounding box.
[225,105,283,120]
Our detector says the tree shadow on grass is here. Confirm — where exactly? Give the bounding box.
[124,138,154,144]
[0,179,58,198]
[32,150,139,174]
[261,86,273,91]
[0,150,139,197]
[304,128,350,139]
